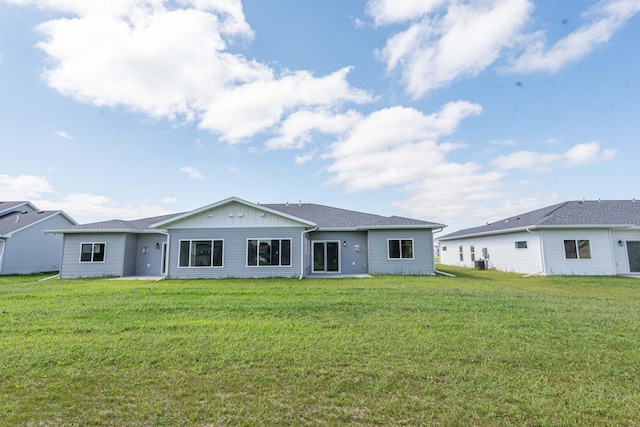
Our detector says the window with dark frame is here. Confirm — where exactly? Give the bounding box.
[515,241,528,249]
[247,239,292,266]
[459,245,463,261]
[80,243,105,262]
[564,239,591,259]
[178,240,223,267]
[388,239,414,259]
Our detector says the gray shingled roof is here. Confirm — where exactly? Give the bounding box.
[440,200,640,240]
[51,212,183,233]
[263,203,443,229]
[0,201,33,215]
[0,210,65,236]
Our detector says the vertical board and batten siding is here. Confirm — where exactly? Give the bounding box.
[368,229,435,275]
[163,201,309,229]
[610,229,640,274]
[541,229,616,275]
[60,233,127,278]
[440,231,544,275]
[309,231,369,274]
[166,227,304,278]
[1,214,72,275]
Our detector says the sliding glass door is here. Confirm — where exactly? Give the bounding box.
[312,241,340,273]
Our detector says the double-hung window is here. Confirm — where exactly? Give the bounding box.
[80,243,105,262]
[247,239,292,266]
[388,239,414,259]
[179,240,223,267]
[564,239,591,260]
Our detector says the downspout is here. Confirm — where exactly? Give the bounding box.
[526,227,546,276]
[0,238,5,275]
[299,226,318,280]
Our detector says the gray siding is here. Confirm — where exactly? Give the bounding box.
[368,229,435,275]
[308,231,369,274]
[60,233,127,278]
[166,227,304,278]
[1,214,72,275]
[123,234,138,276]
[134,233,167,276]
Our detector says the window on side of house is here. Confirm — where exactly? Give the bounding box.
[247,239,292,266]
[459,245,463,261]
[388,239,414,259]
[80,243,106,263]
[442,246,447,251]
[564,239,591,260]
[470,246,475,262]
[178,240,223,267]
[515,241,528,249]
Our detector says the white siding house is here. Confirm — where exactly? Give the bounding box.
[439,200,640,276]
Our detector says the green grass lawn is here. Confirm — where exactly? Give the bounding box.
[1,267,639,426]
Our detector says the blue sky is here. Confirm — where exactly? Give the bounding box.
[1,0,638,231]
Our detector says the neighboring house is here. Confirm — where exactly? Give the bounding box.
[47,196,445,279]
[0,201,77,275]
[438,200,640,276]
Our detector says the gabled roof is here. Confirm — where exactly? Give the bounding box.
[439,200,640,240]
[263,203,445,230]
[48,197,445,233]
[151,197,317,228]
[48,212,182,234]
[0,209,76,237]
[0,201,38,216]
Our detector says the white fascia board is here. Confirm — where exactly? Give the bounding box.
[150,196,317,228]
[439,224,636,241]
[46,229,165,234]
[359,223,447,231]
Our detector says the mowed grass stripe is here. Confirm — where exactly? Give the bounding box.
[1,267,639,425]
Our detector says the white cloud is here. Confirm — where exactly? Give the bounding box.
[180,166,204,180]
[0,174,55,199]
[265,109,362,150]
[37,192,175,222]
[565,141,617,165]
[199,67,371,143]
[7,0,370,144]
[509,0,640,73]
[492,141,617,171]
[54,130,75,139]
[375,0,533,97]
[294,153,314,165]
[366,0,448,25]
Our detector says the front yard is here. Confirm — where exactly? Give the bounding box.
[1,267,639,425]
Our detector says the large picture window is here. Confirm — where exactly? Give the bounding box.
[388,239,414,259]
[179,240,223,267]
[80,243,105,262]
[564,239,591,260]
[247,239,291,267]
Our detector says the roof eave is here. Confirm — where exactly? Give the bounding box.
[439,224,638,240]
[359,224,446,230]
[150,196,317,228]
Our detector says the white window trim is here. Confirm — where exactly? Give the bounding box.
[387,238,415,260]
[246,238,293,267]
[177,239,224,268]
[79,242,106,263]
[563,239,592,260]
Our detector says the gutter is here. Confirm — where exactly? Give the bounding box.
[299,226,318,279]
